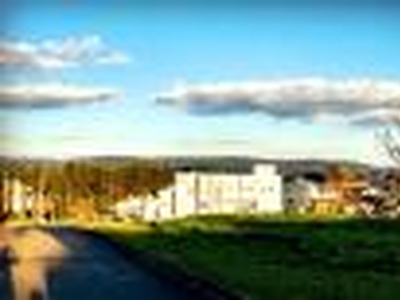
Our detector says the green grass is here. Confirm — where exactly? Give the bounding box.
[97,215,400,300]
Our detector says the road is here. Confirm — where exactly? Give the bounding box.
[0,227,192,300]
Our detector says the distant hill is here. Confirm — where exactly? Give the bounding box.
[0,154,393,180]
[154,156,376,179]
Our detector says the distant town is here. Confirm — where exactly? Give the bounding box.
[1,156,399,222]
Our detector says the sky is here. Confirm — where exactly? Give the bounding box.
[1,0,400,166]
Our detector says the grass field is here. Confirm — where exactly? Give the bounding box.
[97,215,400,300]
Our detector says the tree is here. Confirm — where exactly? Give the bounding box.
[0,157,174,221]
[326,164,365,205]
[377,128,400,216]
[0,171,5,217]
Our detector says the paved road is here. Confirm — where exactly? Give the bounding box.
[0,227,192,300]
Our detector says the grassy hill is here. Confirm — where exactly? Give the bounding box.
[99,215,400,300]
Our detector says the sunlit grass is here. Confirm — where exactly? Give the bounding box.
[95,215,400,300]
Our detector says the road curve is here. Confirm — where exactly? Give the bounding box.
[0,227,192,300]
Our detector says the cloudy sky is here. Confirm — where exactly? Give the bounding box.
[1,0,400,165]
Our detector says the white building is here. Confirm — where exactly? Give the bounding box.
[114,187,176,221]
[174,164,282,218]
[283,176,344,213]
[283,177,314,213]
[115,164,283,221]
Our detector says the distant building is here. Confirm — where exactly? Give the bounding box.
[114,164,283,221]
[283,177,315,213]
[114,187,176,221]
[283,174,371,215]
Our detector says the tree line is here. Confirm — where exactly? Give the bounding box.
[0,159,173,220]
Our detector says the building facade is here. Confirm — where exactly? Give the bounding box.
[283,175,367,215]
[115,164,283,221]
[174,164,282,218]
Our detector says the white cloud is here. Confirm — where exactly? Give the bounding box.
[0,83,121,107]
[0,35,130,69]
[96,51,131,65]
[156,78,400,125]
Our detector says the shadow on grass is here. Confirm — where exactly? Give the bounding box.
[101,216,400,300]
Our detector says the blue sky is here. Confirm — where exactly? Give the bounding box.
[1,0,400,165]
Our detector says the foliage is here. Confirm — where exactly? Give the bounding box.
[0,158,173,219]
[374,129,400,215]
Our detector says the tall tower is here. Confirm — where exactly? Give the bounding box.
[174,172,198,217]
[253,164,283,213]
